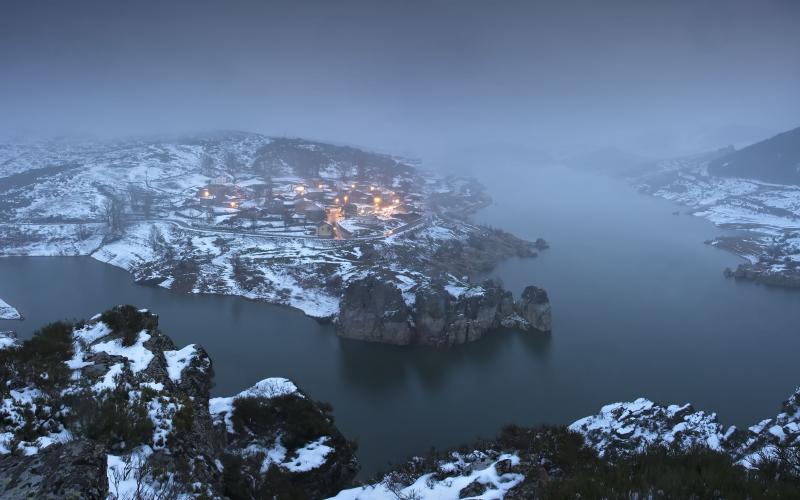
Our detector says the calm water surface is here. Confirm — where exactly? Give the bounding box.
[1,165,799,477]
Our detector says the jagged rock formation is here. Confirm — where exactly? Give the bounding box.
[0,306,357,499]
[336,276,551,345]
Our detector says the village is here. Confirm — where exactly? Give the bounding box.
[175,174,426,240]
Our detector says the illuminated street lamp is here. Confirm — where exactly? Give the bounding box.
[373,196,381,205]
[343,195,349,203]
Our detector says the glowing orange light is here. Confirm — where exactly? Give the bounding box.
[229,201,237,208]
[373,196,381,204]
[334,198,340,204]
[343,195,349,202]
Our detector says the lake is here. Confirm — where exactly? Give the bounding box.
[1,165,799,478]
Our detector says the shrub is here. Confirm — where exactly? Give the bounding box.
[231,395,335,451]
[16,320,74,391]
[100,305,154,346]
[68,387,154,451]
[167,396,195,452]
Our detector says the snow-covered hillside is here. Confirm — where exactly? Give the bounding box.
[635,148,800,287]
[0,133,528,323]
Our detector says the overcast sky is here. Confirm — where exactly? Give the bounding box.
[1,0,798,158]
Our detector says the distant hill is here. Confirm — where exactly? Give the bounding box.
[708,126,800,185]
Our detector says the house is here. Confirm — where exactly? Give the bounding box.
[294,199,326,223]
[347,190,373,204]
[343,203,359,216]
[316,222,334,238]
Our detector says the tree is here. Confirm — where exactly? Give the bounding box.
[200,154,216,178]
[127,184,155,217]
[103,195,125,234]
[252,155,276,200]
[148,225,166,255]
[224,152,240,185]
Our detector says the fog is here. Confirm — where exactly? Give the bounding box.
[2,0,799,159]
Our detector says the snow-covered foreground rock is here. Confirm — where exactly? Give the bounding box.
[0,306,357,498]
[0,298,20,320]
[570,391,800,470]
[330,388,800,499]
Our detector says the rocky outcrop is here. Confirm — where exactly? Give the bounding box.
[515,286,552,333]
[210,378,358,498]
[337,274,413,344]
[724,262,800,288]
[337,276,552,346]
[0,306,358,499]
[0,439,108,499]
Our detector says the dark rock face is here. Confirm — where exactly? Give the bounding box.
[724,262,800,288]
[515,286,552,333]
[0,440,107,499]
[337,275,412,344]
[338,276,552,346]
[413,285,452,344]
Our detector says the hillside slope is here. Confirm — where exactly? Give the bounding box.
[709,126,800,185]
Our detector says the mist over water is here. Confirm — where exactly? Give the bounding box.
[2,0,799,158]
